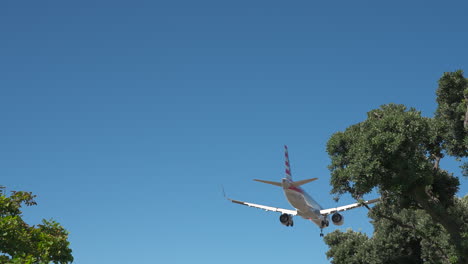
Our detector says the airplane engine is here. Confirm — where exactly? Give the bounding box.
[279,213,294,227]
[331,213,344,226]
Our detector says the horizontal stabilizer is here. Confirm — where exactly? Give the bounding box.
[291,178,318,187]
[253,179,282,187]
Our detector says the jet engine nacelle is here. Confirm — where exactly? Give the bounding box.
[279,213,294,227]
[331,213,344,226]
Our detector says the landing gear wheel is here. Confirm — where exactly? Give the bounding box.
[320,228,324,237]
[290,221,294,227]
[321,220,328,228]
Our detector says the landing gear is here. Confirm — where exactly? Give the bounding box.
[321,219,329,227]
[319,220,328,237]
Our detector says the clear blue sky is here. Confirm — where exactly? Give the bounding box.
[1,1,468,263]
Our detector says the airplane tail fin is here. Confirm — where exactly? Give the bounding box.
[253,146,318,187]
[284,145,292,180]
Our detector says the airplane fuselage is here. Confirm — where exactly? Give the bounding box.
[226,145,378,236]
[281,178,329,228]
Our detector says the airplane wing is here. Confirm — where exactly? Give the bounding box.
[319,198,380,216]
[228,198,298,215]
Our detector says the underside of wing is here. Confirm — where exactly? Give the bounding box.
[228,198,297,215]
[319,198,380,216]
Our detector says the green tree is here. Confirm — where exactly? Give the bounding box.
[0,187,73,264]
[324,71,468,264]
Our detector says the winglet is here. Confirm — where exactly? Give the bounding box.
[221,185,232,201]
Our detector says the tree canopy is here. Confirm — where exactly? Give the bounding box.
[0,187,73,264]
[324,70,468,264]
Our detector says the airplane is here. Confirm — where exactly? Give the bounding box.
[225,145,379,237]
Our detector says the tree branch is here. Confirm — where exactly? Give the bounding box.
[364,205,451,263]
[464,94,468,130]
[433,155,441,170]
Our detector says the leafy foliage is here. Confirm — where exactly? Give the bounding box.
[324,229,369,264]
[325,199,464,264]
[435,70,468,157]
[324,71,468,264]
[0,189,73,264]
